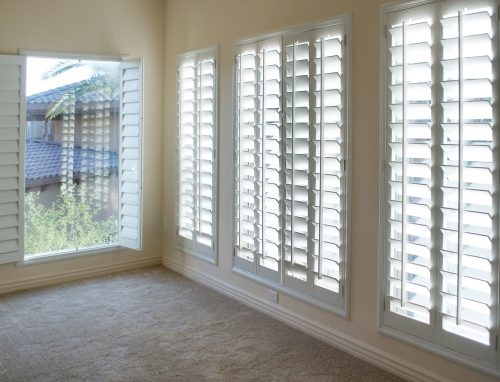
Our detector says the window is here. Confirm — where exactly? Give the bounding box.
[233,16,351,314]
[0,53,143,264]
[381,0,500,372]
[176,47,217,262]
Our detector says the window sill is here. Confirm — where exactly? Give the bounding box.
[176,243,217,265]
[16,245,125,267]
[232,266,347,319]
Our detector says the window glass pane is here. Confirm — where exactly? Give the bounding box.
[25,57,120,256]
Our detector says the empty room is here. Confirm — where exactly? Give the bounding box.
[0,0,499,381]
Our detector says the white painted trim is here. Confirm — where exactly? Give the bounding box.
[0,256,161,295]
[17,245,123,267]
[19,49,124,61]
[162,256,450,382]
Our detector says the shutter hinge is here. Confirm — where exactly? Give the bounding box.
[340,284,344,296]
[384,26,389,39]
[341,159,346,172]
[343,35,347,47]
[233,247,237,257]
[383,297,386,311]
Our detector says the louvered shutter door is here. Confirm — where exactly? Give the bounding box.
[283,26,346,306]
[234,38,282,281]
[177,49,216,259]
[0,55,25,264]
[384,10,434,337]
[437,4,497,361]
[383,0,498,362]
[119,59,143,250]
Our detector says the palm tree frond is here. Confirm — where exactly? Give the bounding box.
[44,74,119,120]
[41,60,84,80]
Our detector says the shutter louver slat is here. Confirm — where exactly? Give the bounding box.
[177,48,217,259]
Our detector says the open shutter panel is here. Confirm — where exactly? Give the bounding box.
[119,59,143,250]
[0,55,25,264]
[283,26,346,306]
[234,38,282,282]
[385,16,433,329]
[176,49,216,258]
[437,6,496,352]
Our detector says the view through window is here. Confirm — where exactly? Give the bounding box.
[25,57,121,257]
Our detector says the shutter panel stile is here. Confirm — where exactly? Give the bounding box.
[0,55,25,264]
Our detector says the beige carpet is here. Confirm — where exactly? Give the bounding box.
[0,266,405,382]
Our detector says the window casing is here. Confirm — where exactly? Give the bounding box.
[176,47,217,263]
[233,16,351,314]
[0,53,143,265]
[380,0,500,374]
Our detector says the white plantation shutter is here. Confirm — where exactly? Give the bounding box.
[119,59,143,250]
[382,0,498,365]
[0,55,25,264]
[234,16,350,312]
[177,47,217,260]
[234,37,282,282]
[283,26,346,306]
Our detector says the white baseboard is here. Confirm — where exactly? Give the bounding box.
[163,255,450,382]
[0,256,162,295]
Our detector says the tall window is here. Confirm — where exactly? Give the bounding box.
[234,16,350,313]
[176,47,217,262]
[381,0,499,370]
[0,53,143,264]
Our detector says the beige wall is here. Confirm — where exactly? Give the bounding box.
[162,1,498,381]
[0,0,164,287]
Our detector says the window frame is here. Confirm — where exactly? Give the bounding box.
[378,0,500,376]
[5,50,144,263]
[232,14,352,318]
[175,45,219,265]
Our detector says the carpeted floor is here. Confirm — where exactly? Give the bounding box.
[0,266,405,382]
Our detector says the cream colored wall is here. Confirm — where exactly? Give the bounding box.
[162,1,498,381]
[0,0,164,288]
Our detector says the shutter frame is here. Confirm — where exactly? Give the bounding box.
[380,0,499,367]
[176,46,218,263]
[0,54,25,265]
[233,15,351,314]
[118,58,143,250]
